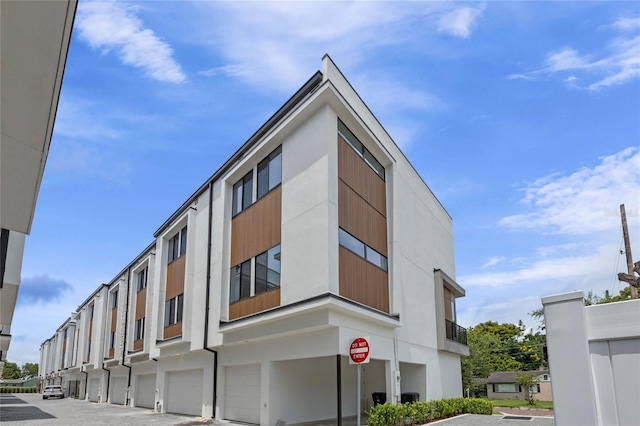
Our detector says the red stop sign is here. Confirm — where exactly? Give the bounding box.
[349,337,370,364]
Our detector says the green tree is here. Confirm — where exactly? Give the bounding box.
[21,362,39,378]
[2,361,22,379]
[516,372,540,405]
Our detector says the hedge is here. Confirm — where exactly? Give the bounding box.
[0,387,37,394]
[367,397,493,426]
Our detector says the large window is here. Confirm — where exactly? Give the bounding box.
[134,318,145,341]
[229,259,251,303]
[164,294,184,327]
[255,244,281,294]
[232,172,253,216]
[232,146,282,216]
[230,244,281,303]
[338,120,385,179]
[137,266,148,292]
[339,228,388,271]
[168,226,187,264]
[257,146,282,199]
[494,383,520,393]
[111,291,118,309]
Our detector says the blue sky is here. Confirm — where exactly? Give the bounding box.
[11,1,640,366]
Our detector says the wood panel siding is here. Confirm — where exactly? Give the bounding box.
[166,255,185,300]
[229,288,281,320]
[135,288,147,320]
[338,136,386,217]
[163,323,182,340]
[339,247,389,313]
[339,180,387,255]
[133,339,144,351]
[444,287,453,321]
[231,185,281,266]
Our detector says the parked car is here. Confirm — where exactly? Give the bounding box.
[42,385,64,399]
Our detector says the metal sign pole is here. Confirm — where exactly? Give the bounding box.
[357,363,361,426]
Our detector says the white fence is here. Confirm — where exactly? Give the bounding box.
[542,291,640,426]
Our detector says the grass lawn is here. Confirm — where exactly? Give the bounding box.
[490,399,554,410]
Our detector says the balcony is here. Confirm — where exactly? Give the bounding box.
[445,319,467,345]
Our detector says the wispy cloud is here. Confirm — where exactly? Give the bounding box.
[17,275,73,306]
[499,147,639,234]
[508,15,640,90]
[437,5,485,38]
[482,256,506,269]
[76,1,186,83]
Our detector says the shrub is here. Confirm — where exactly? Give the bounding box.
[367,397,492,426]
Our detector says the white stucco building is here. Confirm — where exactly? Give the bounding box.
[1,0,77,373]
[40,55,469,425]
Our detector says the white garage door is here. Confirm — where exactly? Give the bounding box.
[225,364,260,424]
[135,374,156,409]
[88,378,100,402]
[111,376,127,405]
[166,369,203,416]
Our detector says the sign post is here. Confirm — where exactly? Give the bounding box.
[349,337,370,426]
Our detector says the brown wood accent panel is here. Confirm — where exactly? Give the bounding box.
[109,348,114,358]
[111,308,117,330]
[133,339,143,351]
[339,180,387,255]
[229,288,281,320]
[338,137,386,217]
[135,288,147,320]
[444,287,453,321]
[339,247,389,313]
[87,320,92,361]
[163,323,182,339]
[231,186,281,266]
[166,255,185,300]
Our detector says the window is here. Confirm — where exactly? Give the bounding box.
[88,305,94,320]
[137,267,148,292]
[494,383,520,393]
[111,291,118,309]
[230,259,251,303]
[255,244,281,295]
[168,226,188,263]
[134,318,145,341]
[109,331,115,350]
[339,228,388,271]
[257,146,282,199]
[338,119,385,179]
[164,294,184,327]
[530,384,541,394]
[232,172,253,216]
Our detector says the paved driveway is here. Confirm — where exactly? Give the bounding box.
[1,393,554,426]
[0,393,212,426]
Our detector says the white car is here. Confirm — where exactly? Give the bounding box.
[42,385,64,399]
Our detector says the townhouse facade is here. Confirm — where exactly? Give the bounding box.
[39,55,469,425]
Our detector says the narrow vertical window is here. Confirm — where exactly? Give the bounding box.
[232,171,254,216]
[179,226,187,256]
[137,267,148,292]
[257,146,282,199]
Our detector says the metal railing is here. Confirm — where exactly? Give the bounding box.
[445,319,467,345]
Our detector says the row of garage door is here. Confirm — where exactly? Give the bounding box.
[86,365,261,424]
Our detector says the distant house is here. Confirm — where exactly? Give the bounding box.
[485,370,552,402]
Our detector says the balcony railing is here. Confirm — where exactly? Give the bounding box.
[445,319,467,345]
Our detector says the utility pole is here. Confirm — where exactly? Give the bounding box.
[618,204,639,299]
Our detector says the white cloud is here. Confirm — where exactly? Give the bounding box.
[510,15,640,90]
[437,5,485,38]
[499,147,640,235]
[76,1,186,83]
[482,256,506,269]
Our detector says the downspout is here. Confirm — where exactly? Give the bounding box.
[203,181,218,419]
[122,267,132,405]
[101,364,111,403]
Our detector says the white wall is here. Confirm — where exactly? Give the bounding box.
[543,291,640,426]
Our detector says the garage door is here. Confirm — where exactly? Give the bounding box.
[88,378,100,402]
[111,376,127,405]
[166,369,203,416]
[225,364,260,424]
[135,374,156,409]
